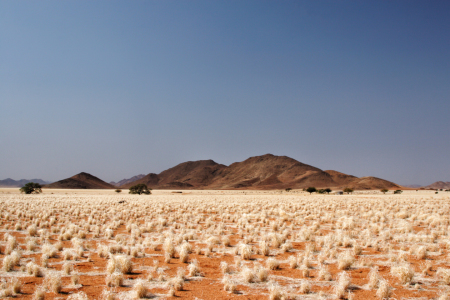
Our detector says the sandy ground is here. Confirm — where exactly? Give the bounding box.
[0,187,442,196]
[1,189,450,300]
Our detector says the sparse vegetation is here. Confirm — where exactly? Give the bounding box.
[0,189,447,299]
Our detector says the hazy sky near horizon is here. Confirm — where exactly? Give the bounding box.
[1,1,449,185]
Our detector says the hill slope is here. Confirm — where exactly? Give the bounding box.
[207,154,335,189]
[324,170,400,190]
[121,154,401,190]
[44,172,115,189]
[120,160,226,189]
[425,181,450,189]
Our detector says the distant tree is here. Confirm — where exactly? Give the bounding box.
[20,182,42,194]
[343,187,354,194]
[380,189,388,194]
[129,184,151,195]
[285,188,292,192]
[393,190,403,194]
[115,189,122,193]
[306,187,317,194]
[317,189,325,194]
[324,188,332,194]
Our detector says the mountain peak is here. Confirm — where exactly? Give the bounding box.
[45,172,114,189]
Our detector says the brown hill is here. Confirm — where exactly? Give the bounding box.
[120,160,226,189]
[325,170,400,190]
[208,154,335,189]
[157,160,227,188]
[346,176,401,190]
[44,172,115,189]
[121,154,401,190]
[324,170,357,186]
[425,181,450,189]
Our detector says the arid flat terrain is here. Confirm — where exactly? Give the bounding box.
[1,189,449,299]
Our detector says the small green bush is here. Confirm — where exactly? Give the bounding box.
[20,183,42,194]
[306,187,317,194]
[129,184,151,195]
[343,188,354,194]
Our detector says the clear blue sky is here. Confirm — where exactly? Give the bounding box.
[1,1,449,185]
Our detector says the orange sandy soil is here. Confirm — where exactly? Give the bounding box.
[1,190,450,300]
[1,220,448,300]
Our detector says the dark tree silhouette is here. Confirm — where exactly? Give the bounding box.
[306,187,317,194]
[129,184,151,195]
[343,187,354,194]
[20,182,42,194]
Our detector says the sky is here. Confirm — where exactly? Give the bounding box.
[1,1,449,186]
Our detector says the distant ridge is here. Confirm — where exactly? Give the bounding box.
[403,184,422,188]
[0,178,50,187]
[44,172,115,189]
[120,154,401,190]
[110,174,145,187]
[425,181,450,190]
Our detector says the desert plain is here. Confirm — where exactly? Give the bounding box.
[1,188,450,300]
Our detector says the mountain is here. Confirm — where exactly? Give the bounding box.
[425,181,450,190]
[120,160,226,189]
[324,170,358,186]
[207,154,334,189]
[120,154,401,190]
[44,172,115,189]
[0,178,50,187]
[110,174,145,187]
[325,170,400,190]
[157,160,227,188]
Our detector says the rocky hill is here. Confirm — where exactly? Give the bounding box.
[121,154,401,190]
[120,160,226,189]
[44,172,115,189]
[425,181,450,189]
